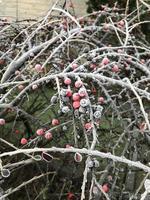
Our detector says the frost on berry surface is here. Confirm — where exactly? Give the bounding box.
[0,1,150,200]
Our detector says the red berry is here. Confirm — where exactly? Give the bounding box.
[34,64,43,73]
[75,80,83,88]
[64,78,72,85]
[78,88,87,97]
[84,122,92,130]
[45,132,52,140]
[21,138,28,145]
[67,192,75,200]
[73,101,80,109]
[15,130,20,134]
[72,63,78,69]
[52,119,59,126]
[72,93,80,101]
[66,144,72,148]
[101,57,110,65]
[118,20,125,26]
[0,59,5,65]
[90,63,97,69]
[98,97,104,104]
[112,65,119,73]
[102,184,109,193]
[66,89,72,97]
[0,119,5,126]
[18,84,24,91]
[91,87,96,94]
[36,129,45,136]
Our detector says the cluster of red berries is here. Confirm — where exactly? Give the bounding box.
[20,118,60,145]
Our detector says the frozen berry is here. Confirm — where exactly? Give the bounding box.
[64,78,72,85]
[102,184,109,193]
[36,129,45,136]
[98,97,104,104]
[45,132,52,140]
[0,119,5,126]
[66,89,72,97]
[75,80,83,88]
[72,93,80,101]
[112,65,119,73]
[52,119,59,126]
[73,101,80,109]
[101,57,110,65]
[34,64,43,73]
[21,138,28,145]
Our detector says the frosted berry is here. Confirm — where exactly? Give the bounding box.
[18,84,24,91]
[52,119,59,126]
[21,138,28,145]
[66,89,72,97]
[101,57,110,65]
[98,97,104,104]
[118,20,125,26]
[75,80,83,88]
[64,78,72,85]
[36,128,45,136]
[84,122,92,130]
[34,64,43,72]
[32,84,38,90]
[80,99,89,107]
[0,119,5,126]
[78,88,87,97]
[66,144,72,148]
[72,63,78,69]
[73,101,80,109]
[112,65,119,73]
[102,184,109,193]
[72,93,80,101]
[45,132,52,140]
[61,106,70,113]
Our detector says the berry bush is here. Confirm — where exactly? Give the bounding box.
[0,1,150,199]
